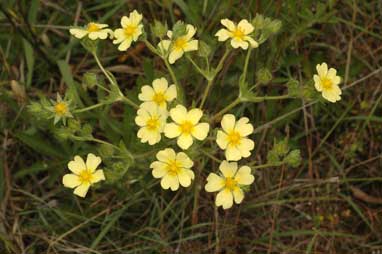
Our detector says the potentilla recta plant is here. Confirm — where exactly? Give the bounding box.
[28,11,345,209]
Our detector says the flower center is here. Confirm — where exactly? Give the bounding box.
[79,170,93,184]
[174,37,187,50]
[227,131,241,146]
[146,117,159,130]
[153,92,165,105]
[232,28,245,40]
[166,160,180,176]
[87,23,100,32]
[225,177,237,191]
[124,25,137,36]
[54,102,67,116]
[321,77,332,90]
[180,121,194,135]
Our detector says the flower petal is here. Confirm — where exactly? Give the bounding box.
[215,28,231,41]
[219,160,237,177]
[86,153,101,172]
[161,174,179,191]
[156,148,176,163]
[316,63,328,77]
[151,161,168,178]
[244,36,259,48]
[169,48,184,64]
[313,75,322,92]
[221,114,236,132]
[235,117,253,136]
[164,84,177,101]
[68,156,86,174]
[234,166,254,185]
[91,170,105,184]
[216,130,229,149]
[170,105,188,124]
[187,108,203,124]
[192,123,209,141]
[178,168,193,187]
[69,28,88,39]
[225,146,242,161]
[215,188,233,209]
[183,40,198,52]
[118,38,133,51]
[237,138,255,158]
[238,19,254,34]
[152,77,168,94]
[177,134,193,150]
[164,123,182,138]
[138,85,155,102]
[73,183,90,198]
[185,24,197,40]
[62,174,81,188]
[233,187,244,204]
[176,152,194,168]
[205,173,225,192]
[231,39,248,49]
[221,19,236,31]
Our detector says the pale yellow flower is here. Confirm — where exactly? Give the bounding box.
[62,153,105,198]
[158,24,198,64]
[113,10,143,51]
[215,19,258,50]
[313,62,342,103]
[69,22,112,40]
[138,77,177,109]
[205,160,254,209]
[151,148,194,191]
[135,102,168,145]
[164,105,209,150]
[48,93,73,125]
[216,114,254,161]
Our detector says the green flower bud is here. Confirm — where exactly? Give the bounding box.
[171,21,187,39]
[256,68,273,85]
[197,41,211,58]
[104,162,129,184]
[80,37,98,53]
[284,149,301,168]
[82,72,97,90]
[151,20,168,38]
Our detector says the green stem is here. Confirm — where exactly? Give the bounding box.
[248,94,290,102]
[121,95,139,109]
[164,58,182,101]
[211,97,241,122]
[143,39,160,56]
[250,162,284,169]
[93,52,115,87]
[199,49,230,109]
[74,102,108,113]
[240,48,252,85]
[186,55,206,78]
[93,52,139,109]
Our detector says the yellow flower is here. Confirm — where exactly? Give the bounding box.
[215,19,258,50]
[135,102,168,145]
[49,93,73,125]
[69,22,112,40]
[205,160,254,209]
[150,148,194,191]
[313,63,342,103]
[216,114,254,161]
[113,10,143,51]
[138,77,177,109]
[164,105,209,150]
[158,24,198,64]
[62,153,105,198]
